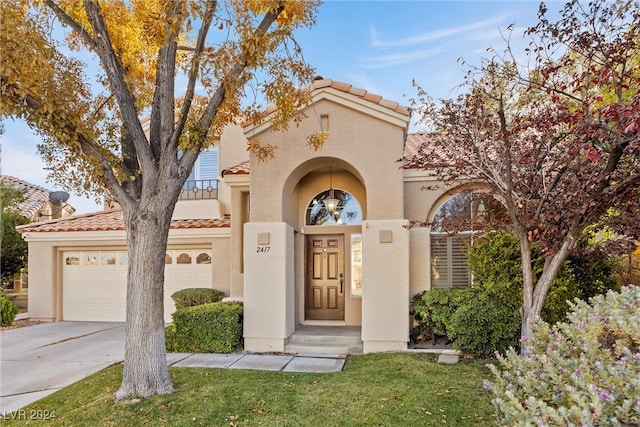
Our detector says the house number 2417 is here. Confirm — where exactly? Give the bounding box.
[256,246,271,253]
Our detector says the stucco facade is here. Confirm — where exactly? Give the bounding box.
[19,79,459,353]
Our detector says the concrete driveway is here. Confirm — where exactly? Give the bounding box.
[0,322,125,415]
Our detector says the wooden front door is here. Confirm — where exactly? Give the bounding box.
[306,235,345,320]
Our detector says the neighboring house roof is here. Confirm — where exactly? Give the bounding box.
[17,209,230,233]
[1,175,54,219]
[221,160,250,177]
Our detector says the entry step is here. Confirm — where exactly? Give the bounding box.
[285,326,363,355]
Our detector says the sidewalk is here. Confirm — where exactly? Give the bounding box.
[168,351,346,372]
[0,322,346,415]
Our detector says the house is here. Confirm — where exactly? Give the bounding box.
[1,175,75,309]
[17,79,478,353]
[1,175,76,222]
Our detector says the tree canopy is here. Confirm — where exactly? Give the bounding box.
[1,1,320,203]
[1,0,321,399]
[408,0,640,341]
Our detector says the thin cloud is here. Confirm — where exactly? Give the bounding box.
[345,72,385,96]
[1,131,47,185]
[370,14,515,48]
[359,45,450,69]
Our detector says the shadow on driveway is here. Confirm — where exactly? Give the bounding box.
[0,322,125,415]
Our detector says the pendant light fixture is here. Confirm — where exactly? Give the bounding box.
[322,166,339,214]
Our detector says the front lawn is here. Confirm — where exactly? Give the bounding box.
[3,353,495,426]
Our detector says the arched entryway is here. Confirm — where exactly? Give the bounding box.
[303,187,362,321]
[282,159,366,326]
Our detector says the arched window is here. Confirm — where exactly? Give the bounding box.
[430,193,486,288]
[196,252,212,264]
[177,252,192,264]
[305,189,362,226]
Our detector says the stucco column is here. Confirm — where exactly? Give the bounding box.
[26,241,58,321]
[361,219,410,353]
[229,186,247,299]
[243,222,295,352]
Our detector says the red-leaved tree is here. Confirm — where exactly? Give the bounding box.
[408,0,640,344]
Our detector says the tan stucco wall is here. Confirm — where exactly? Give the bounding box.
[247,97,407,224]
[216,124,251,214]
[25,241,58,321]
[219,125,250,173]
[403,172,457,296]
[361,219,410,352]
[223,178,250,299]
[243,222,295,352]
[172,199,224,220]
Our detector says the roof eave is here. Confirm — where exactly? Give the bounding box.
[243,83,411,138]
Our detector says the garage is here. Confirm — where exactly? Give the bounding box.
[62,248,213,322]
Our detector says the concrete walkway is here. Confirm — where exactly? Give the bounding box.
[0,322,346,415]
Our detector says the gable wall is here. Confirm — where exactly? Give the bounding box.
[247,98,407,225]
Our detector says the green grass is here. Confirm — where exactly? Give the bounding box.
[3,353,496,426]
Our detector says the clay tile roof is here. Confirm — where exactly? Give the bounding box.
[17,209,230,233]
[310,78,411,117]
[403,133,455,169]
[221,160,250,177]
[1,175,51,219]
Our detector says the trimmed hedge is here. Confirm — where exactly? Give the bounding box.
[166,302,243,353]
[446,296,521,358]
[411,288,521,357]
[1,293,18,326]
[171,287,225,310]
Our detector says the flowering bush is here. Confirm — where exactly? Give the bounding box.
[486,286,640,426]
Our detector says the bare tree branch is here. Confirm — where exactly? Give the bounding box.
[82,0,153,179]
[179,1,286,174]
[170,1,218,155]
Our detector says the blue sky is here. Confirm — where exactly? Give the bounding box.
[1,0,551,214]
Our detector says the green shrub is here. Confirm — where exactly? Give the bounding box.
[567,250,620,299]
[411,287,521,356]
[446,296,521,357]
[486,286,640,426]
[1,293,18,326]
[166,302,243,353]
[468,232,619,324]
[411,288,475,338]
[411,233,619,356]
[171,287,225,310]
[466,232,523,308]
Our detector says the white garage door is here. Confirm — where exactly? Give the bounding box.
[63,249,213,322]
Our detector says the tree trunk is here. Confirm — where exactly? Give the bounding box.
[519,237,575,352]
[517,234,536,351]
[521,266,558,351]
[115,203,175,400]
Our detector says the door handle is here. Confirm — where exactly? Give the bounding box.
[339,273,344,293]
